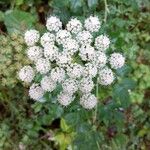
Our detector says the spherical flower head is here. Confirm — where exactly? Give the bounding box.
[84,16,101,33]
[62,79,78,95]
[19,66,35,83]
[79,45,95,61]
[80,93,97,109]
[67,63,83,79]
[99,67,114,85]
[63,39,79,55]
[27,46,43,61]
[20,16,126,109]
[24,29,39,46]
[40,32,55,47]
[93,51,107,68]
[66,18,82,34]
[56,30,71,45]
[109,53,125,69]
[41,75,56,92]
[57,92,74,106]
[46,16,62,32]
[35,58,51,74]
[95,35,110,51]
[51,67,66,83]
[29,83,45,101]
[84,63,97,78]
[76,30,92,45]
[56,52,72,67]
[44,45,59,61]
[79,77,94,93]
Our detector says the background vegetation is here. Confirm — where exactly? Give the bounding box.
[0,0,150,149]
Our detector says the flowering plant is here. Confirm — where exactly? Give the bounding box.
[19,16,125,109]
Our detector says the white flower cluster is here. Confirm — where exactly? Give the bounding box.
[19,16,125,109]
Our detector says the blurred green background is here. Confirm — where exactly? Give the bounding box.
[0,0,150,149]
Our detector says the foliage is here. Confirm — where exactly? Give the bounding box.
[0,33,31,87]
[0,0,150,149]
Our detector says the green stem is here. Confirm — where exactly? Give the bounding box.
[104,0,109,23]
[93,79,99,124]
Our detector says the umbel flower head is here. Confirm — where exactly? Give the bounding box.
[19,15,125,109]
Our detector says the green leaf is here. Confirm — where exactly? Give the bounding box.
[73,129,101,150]
[15,0,24,6]
[64,112,80,126]
[0,11,4,21]
[116,65,132,77]
[113,78,136,107]
[70,0,83,13]
[87,0,98,10]
[4,10,36,33]
[121,78,136,90]
[31,103,43,113]
[50,0,70,9]
[60,118,71,132]
[34,73,43,83]
[52,9,71,24]
[54,132,73,150]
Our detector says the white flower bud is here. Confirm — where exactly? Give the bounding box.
[76,30,92,45]
[80,93,97,109]
[79,45,95,61]
[62,79,78,95]
[57,92,74,106]
[56,52,72,67]
[84,16,101,32]
[51,67,66,83]
[99,67,114,85]
[56,30,71,45]
[40,32,55,47]
[27,46,43,61]
[109,53,125,69]
[63,38,79,55]
[95,35,110,51]
[66,63,83,79]
[19,66,35,83]
[66,18,82,34]
[46,16,62,32]
[29,83,45,101]
[80,77,94,93]
[24,29,39,46]
[35,58,51,74]
[44,45,59,61]
[84,63,97,78]
[93,51,107,68]
[41,76,56,92]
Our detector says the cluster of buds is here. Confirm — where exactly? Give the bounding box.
[19,16,125,109]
